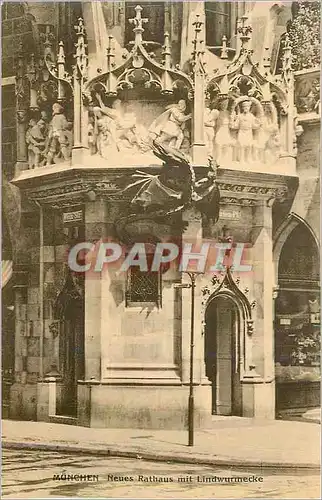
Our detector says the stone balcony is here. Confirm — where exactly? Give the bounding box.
[12,158,298,216]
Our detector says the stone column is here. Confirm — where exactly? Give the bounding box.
[247,199,275,418]
[84,197,111,381]
[16,110,28,174]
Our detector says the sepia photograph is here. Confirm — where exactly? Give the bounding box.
[1,0,321,498]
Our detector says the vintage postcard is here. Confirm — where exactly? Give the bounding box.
[1,0,320,498]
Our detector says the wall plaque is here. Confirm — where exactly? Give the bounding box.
[219,208,242,221]
[62,207,84,225]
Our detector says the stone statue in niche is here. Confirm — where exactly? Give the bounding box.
[293,112,304,157]
[213,97,235,165]
[230,98,262,163]
[149,100,191,151]
[92,104,119,157]
[87,114,96,155]
[45,103,73,165]
[25,111,48,169]
[204,101,219,159]
[257,103,281,164]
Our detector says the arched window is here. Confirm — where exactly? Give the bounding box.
[278,223,319,288]
[275,222,320,406]
[205,1,246,48]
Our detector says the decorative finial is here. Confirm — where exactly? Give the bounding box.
[237,15,252,48]
[129,5,148,46]
[74,17,85,37]
[57,41,65,66]
[57,41,66,101]
[16,44,25,78]
[162,32,172,69]
[26,53,37,83]
[74,18,87,75]
[263,46,271,75]
[220,35,228,59]
[106,35,115,71]
[282,34,292,72]
[191,14,205,73]
[41,25,55,59]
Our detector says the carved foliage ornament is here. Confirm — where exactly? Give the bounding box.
[204,15,294,166]
[201,267,256,336]
[85,5,193,98]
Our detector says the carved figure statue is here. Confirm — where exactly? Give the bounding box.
[26,113,48,169]
[231,99,261,163]
[115,141,220,244]
[93,106,119,157]
[213,98,234,165]
[45,103,73,165]
[255,103,280,163]
[204,103,219,159]
[149,100,191,150]
[95,94,142,153]
[88,115,96,155]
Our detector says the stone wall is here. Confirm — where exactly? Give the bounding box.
[2,85,17,181]
[1,3,35,79]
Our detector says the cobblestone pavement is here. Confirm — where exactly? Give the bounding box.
[2,449,320,499]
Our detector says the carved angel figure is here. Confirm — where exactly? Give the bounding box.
[149,100,191,151]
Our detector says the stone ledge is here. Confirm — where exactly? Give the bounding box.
[3,439,319,471]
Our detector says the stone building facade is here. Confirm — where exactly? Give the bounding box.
[2,1,320,427]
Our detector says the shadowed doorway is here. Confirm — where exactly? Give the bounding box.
[55,272,85,417]
[205,295,242,416]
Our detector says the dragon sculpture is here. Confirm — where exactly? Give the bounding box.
[114,141,220,245]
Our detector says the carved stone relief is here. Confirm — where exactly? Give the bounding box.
[204,96,282,167]
[26,103,73,168]
[88,94,192,165]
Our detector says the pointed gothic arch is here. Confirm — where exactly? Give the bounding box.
[274,214,320,413]
[53,270,85,417]
[202,267,256,378]
[273,213,319,285]
[202,268,257,416]
[202,267,255,336]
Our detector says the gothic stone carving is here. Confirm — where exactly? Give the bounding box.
[90,95,192,163]
[26,103,73,169]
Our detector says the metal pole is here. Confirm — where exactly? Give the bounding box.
[188,272,196,447]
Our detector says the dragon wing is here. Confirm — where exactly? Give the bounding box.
[151,140,191,167]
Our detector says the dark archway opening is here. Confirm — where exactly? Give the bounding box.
[275,223,320,415]
[55,272,85,417]
[205,295,242,416]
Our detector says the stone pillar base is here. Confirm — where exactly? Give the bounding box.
[14,161,29,177]
[9,383,37,421]
[72,146,89,164]
[78,383,212,430]
[241,378,275,419]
